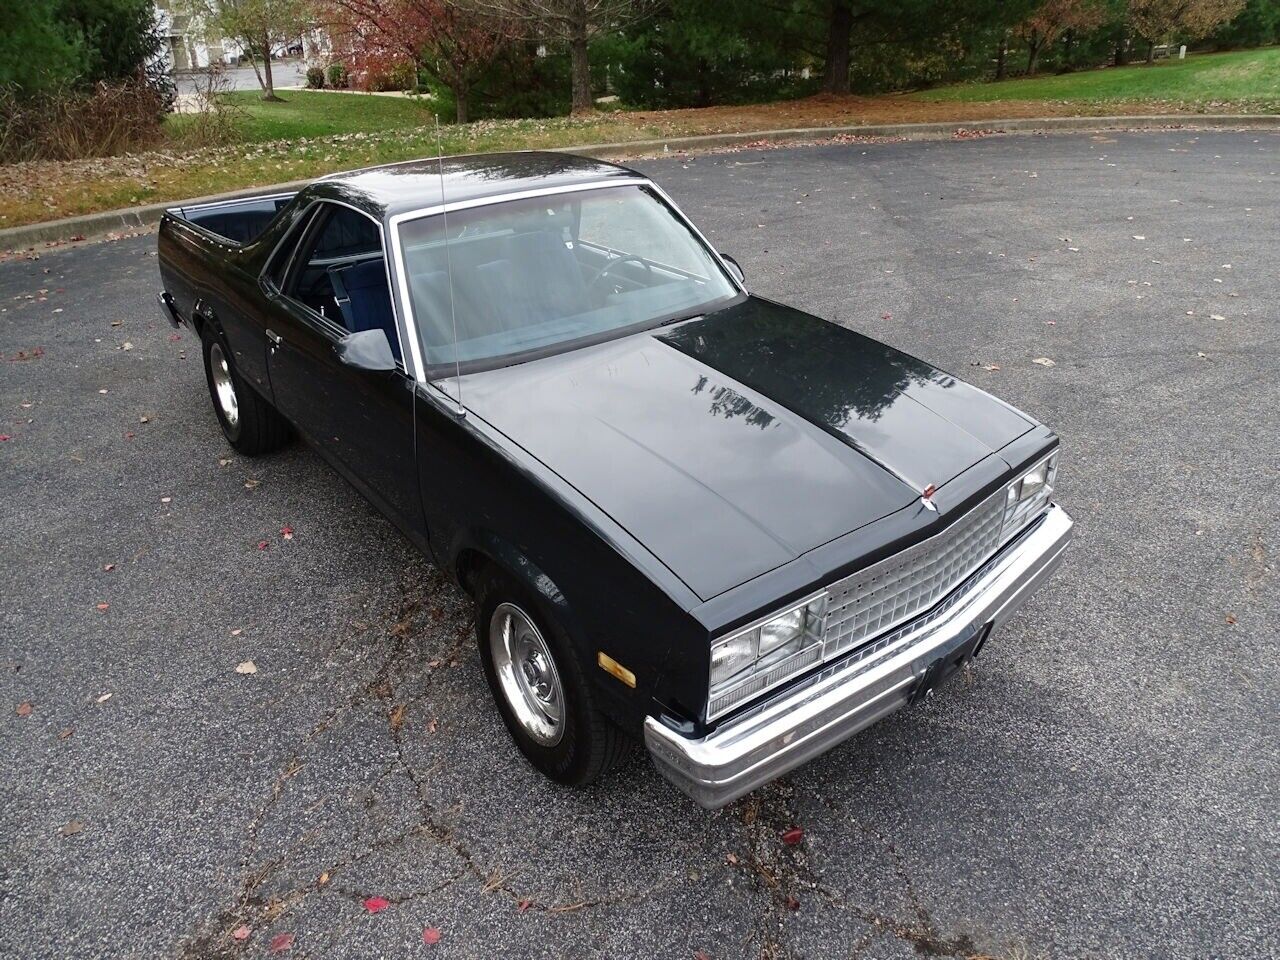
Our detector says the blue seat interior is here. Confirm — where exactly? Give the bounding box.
[329,259,401,362]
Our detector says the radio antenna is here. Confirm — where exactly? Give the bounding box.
[434,115,463,417]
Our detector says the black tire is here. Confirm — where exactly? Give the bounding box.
[475,565,632,786]
[201,324,290,456]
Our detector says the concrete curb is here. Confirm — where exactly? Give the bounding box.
[3,113,1277,250]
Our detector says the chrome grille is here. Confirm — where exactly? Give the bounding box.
[821,490,1007,658]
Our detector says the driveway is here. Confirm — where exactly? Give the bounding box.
[2,130,1276,959]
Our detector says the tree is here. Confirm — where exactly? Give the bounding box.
[1128,0,1246,60]
[604,0,810,108]
[0,0,83,95]
[1015,0,1107,73]
[324,0,504,121]
[478,0,659,114]
[188,0,310,100]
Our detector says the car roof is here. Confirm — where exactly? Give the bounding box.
[310,151,644,220]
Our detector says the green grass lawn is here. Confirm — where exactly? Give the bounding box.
[167,89,439,143]
[918,46,1280,108]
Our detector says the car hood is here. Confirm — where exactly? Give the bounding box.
[461,296,1034,601]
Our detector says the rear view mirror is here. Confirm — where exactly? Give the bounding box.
[721,253,745,286]
[335,329,397,372]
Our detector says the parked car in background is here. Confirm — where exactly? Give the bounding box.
[157,152,1073,808]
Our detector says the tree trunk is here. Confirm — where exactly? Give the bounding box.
[822,0,854,94]
[569,33,593,115]
[1027,40,1040,75]
[995,33,1008,80]
[1146,41,1155,63]
[453,81,469,124]
[260,34,279,101]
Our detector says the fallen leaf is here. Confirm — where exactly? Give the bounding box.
[235,660,258,675]
[103,563,114,572]
[230,628,242,636]
[1226,614,1237,625]
[781,826,804,846]
[257,541,269,551]
[59,820,84,837]
[426,717,439,734]
[1209,314,1226,322]
[244,478,260,490]
[98,389,107,395]
[16,701,33,717]
[423,926,442,945]
[0,435,10,442]
[694,951,712,960]
[268,932,295,953]
[363,896,391,914]
[96,693,112,703]
[1032,357,1056,367]
[59,727,74,740]
[122,341,133,351]
[280,525,294,540]
[517,898,533,913]
[318,872,330,886]
[96,602,110,612]
[725,852,739,865]
[389,703,406,732]
[983,364,1000,371]
[160,496,171,504]
[231,925,251,941]
[139,415,150,423]
[785,895,801,910]
[218,457,232,467]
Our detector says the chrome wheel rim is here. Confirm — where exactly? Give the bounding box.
[489,602,565,747]
[209,342,239,428]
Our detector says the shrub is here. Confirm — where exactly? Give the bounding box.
[306,65,326,89]
[327,62,349,89]
[0,78,167,162]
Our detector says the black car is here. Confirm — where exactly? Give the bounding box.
[157,152,1073,809]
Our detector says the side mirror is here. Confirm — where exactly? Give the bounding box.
[721,253,745,286]
[335,329,397,372]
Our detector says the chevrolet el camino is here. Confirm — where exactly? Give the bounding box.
[156,152,1073,809]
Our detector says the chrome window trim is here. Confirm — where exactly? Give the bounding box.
[386,176,748,393]
[259,197,414,378]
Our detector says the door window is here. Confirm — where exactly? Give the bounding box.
[284,204,402,363]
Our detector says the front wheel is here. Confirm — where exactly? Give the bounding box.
[475,567,632,786]
[201,324,290,456]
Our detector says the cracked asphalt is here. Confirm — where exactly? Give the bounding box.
[2,130,1278,959]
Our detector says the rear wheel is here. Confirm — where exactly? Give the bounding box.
[475,566,632,785]
[201,325,290,456]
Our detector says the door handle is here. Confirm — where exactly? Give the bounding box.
[266,329,283,347]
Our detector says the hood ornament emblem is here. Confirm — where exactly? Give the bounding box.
[920,483,938,512]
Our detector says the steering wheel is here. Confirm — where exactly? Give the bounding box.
[588,254,653,295]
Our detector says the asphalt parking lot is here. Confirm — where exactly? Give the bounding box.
[3,130,1277,960]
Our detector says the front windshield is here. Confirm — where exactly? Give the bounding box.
[397,184,738,373]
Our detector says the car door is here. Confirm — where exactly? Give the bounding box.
[262,201,425,542]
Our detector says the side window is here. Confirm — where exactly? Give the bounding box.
[264,207,316,291]
[282,204,402,363]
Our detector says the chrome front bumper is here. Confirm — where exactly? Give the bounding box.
[644,504,1074,810]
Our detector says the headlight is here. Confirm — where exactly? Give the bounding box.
[709,631,757,686]
[708,594,827,719]
[1004,451,1057,536]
